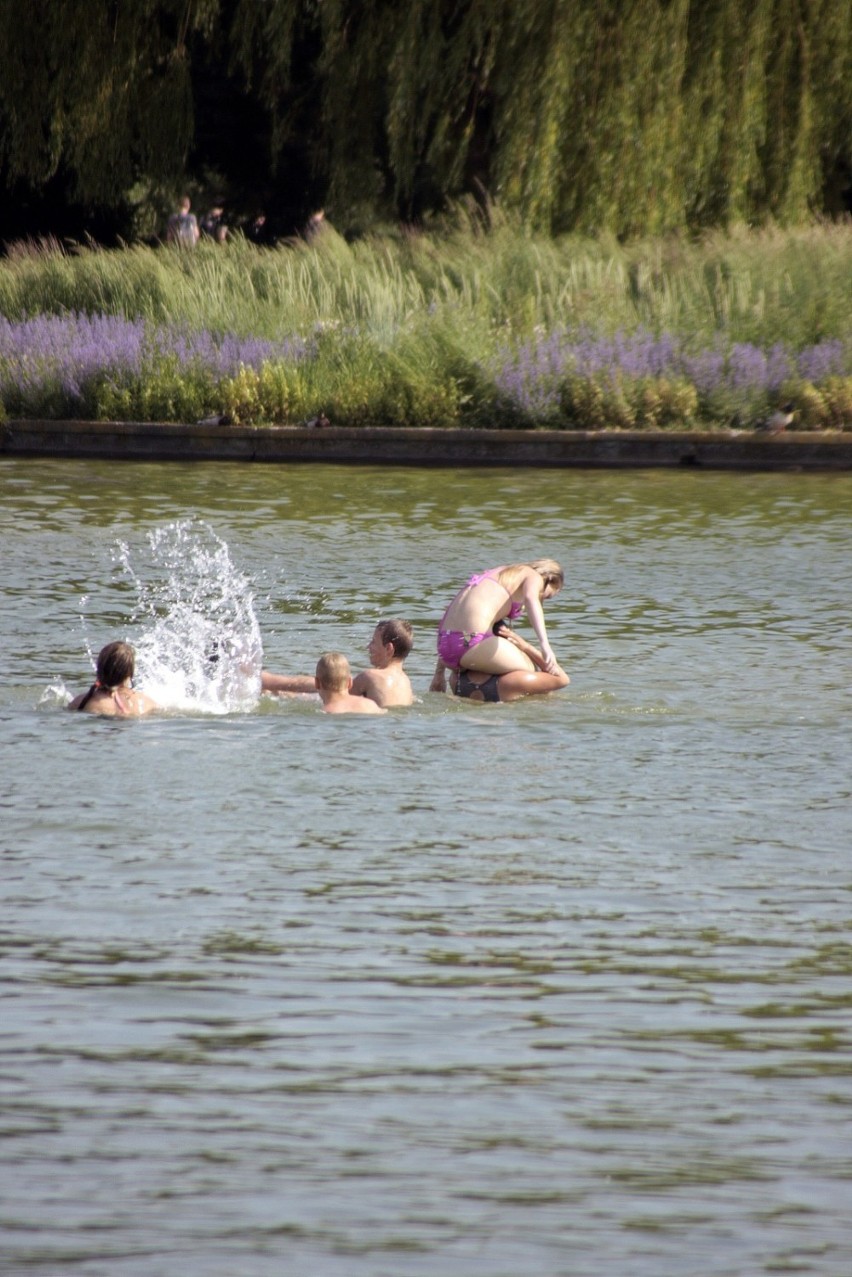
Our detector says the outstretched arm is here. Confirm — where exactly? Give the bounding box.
[497,666,570,701]
[261,671,317,695]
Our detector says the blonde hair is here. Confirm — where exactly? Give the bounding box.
[529,558,564,591]
[316,651,351,691]
[496,560,564,597]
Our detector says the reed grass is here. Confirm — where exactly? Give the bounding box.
[1,212,851,429]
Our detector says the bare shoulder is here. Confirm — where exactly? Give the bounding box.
[351,668,381,695]
[69,693,117,716]
[324,695,387,715]
[346,693,386,714]
[352,666,413,708]
[388,669,415,706]
[131,691,160,715]
[351,667,389,707]
[346,691,387,714]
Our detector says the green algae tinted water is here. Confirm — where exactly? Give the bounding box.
[2,458,851,1277]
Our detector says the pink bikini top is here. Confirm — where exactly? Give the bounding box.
[466,569,525,620]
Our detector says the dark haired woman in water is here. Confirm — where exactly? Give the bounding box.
[69,642,159,717]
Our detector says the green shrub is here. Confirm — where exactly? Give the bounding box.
[219,366,263,424]
[90,364,211,424]
[793,382,830,430]
[558,377,612,430]
[635,377,699,429]
[821,377,852,430]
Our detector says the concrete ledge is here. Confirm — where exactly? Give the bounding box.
[2,418,852,470]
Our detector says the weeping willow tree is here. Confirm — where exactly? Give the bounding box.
[2,0,852,236]
[230,0,852,233]
[0,0,220,203]
[679,0,852,227]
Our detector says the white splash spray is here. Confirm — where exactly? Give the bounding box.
[112,520,263,714]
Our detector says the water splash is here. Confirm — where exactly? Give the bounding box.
[39,680,72,709]
[112,520,263,714]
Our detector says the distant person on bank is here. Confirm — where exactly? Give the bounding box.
[246,212,268,245]
[304,208,326,242]
[200,204,228,243]
[166,195,200,248]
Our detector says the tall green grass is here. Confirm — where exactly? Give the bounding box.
[2,210,851,428]
[4,215,851,347]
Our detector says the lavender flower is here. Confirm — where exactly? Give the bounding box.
[0,313,312,416]
[797,340,847,383]
[489,327,852,425]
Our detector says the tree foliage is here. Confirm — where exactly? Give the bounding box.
[2,0,851,238]
[0,0,221,202]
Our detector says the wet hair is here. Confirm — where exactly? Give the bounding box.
[376,618,413,660]
[77,641,135,711]
[315,650,351,692]
[529,558,564,592]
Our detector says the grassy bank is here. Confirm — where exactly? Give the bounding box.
[2,211,851,430]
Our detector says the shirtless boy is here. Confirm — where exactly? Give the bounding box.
[261,618,413,708]
[315,652,386,715]
[350,619,414,707]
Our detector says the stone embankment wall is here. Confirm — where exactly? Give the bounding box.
[3,420,852,470]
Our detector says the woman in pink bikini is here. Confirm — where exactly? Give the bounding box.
[430,560,568,699]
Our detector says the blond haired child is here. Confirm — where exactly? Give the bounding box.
[315,652,386,715]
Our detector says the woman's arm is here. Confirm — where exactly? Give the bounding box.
[497,625,550,671]
[497,666,570,701]
[520,570,558,672]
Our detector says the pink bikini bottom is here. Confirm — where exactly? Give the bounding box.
[437,628,489,669]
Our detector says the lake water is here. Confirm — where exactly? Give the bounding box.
[2,457,851,1277]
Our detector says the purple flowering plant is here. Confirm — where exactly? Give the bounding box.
[0,313,313,421]
[1,309,851,429]
[488,327,852,428]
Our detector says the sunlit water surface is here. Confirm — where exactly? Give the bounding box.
[2,458,851,1277]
